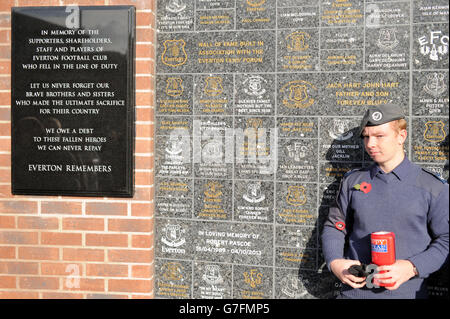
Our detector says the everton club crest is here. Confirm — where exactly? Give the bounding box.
[162,39,188,67]
[424,121,446,143]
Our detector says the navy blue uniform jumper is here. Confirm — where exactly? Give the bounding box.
[321,156,449,299]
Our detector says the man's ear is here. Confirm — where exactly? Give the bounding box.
[398,129,407,145]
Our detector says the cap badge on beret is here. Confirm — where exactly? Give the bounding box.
[371,111,382,122]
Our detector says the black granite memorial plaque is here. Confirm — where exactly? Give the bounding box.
[11,6,135,197]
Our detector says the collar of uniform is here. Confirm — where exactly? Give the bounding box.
[369,156,412,181]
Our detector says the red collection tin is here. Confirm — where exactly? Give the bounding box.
[371,231,396,287]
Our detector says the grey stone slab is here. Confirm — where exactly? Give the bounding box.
[412,71,449,116]
[277,138,318,182]
[411,117,449,163]
[413,0,449,23]
[277,117,318,138]
[277,28,319,72]
[320,0,364,27]
[195,9,235,31]
[155,218,193,259]
[193,221,274,266]
[233,265,273,299]
[233,180,274,223]
[155,135,192,177]
[320,49,364,71]
[413,23,449,70]
[277,6,319,29]
[365,1,410,26]
[157,0,195,32]
[156,75,193,115]
[155,177,193,218]
[196,0,235,10]
[275,247,317,269]
[194,179,233,220]
[234,74,276,116]
[194,74,234,115]
[236,0,276,30]
[276,224,317,249]
[275,182,318,225]
[155,258,192,299]
[365,26,410,70]
[318,161,364,184]
[193,262,232,299]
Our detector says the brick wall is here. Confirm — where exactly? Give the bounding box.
[0,0,155,298]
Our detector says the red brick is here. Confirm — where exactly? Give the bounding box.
[86,202,127,216]
[41,262,82,276]
[0,153,11,166]
[0,262,39,275]
[136,75,152,90]
[0,276,16,288]
[108,249,152,263]
[131,234,152,248]
[65,278,105,292]
[108,218,152,233]
[136,59,153,74]
[136,43,153,59]
[136,11,152,26]
[86,233,128,247]
[0,0,15,11]
[0,137,11,151]
[19,276,59,290]
[42,292,84,299]
[0,246,15,259]
[63,248,104,262]
[17,0,60,6]
[62,217,104,231]
[0,46,10,60]
[0,292,39,299]
[109,0,154,10]
[17,216,59,230]
[41,201,82,215]
[132,265,152,278]
[0,231,38,244]
[0,200,38,214]
[0,122,10,136]
[131,203,152,217]
[136,92,153,107]
[86,293,128,299]
[86,264,128,277]
[0,14,11,29]
[0,167,10,182]
[136,107,154,122]
[0,76,10,90]
[0,215,15,228]
[135,171,152,186]
[19,247,59,260]
[59,0,107,5]
[41,232,82,246]
[109,279,151,293]
[135,155,153,170]
[137,28,154,43]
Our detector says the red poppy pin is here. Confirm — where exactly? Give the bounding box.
[335,221,345,231]
[353,182,372,194]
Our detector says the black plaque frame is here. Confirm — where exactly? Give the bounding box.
[11,6,135,197]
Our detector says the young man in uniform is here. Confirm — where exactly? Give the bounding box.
[321,104,449,299]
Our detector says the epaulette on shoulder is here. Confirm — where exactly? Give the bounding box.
[421,168,447,184]
[343,168,359,178]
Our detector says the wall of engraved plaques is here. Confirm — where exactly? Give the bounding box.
[154,0,449,299]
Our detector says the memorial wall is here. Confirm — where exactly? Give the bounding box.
[155,0,449,298]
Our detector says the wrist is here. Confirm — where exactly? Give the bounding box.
[407,260,418,278]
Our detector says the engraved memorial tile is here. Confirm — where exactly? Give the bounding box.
[321,72,409,116]
[365,1,410,26]
[193,262,232,299]
[412,117,449,163]
[319,161,364,184]
[320,0,364,27]
[194,221,273,266]
[277,0,317,6]
[194,74,233,115]
[155,259,192,299]
[235,73,275,116]
[276,247,317,269]
[274,269,317,299]
[413,0,449,23]
[157,0,194,32]
[156,219,193,259]
[196,0,235,10]
[156,74,193,115]
[236,0,276,30]
[276,225,317,249]
[277,117,318,139]
[413,23,449,70]
[276,182,317,225]
[195,9,235,31]
[234,180,274,223]
[365,26,410,70]
[277,138,318,182]
[156,177,193,218]
[277,6,319,29]
[194,179,232,220]
[412,71,449,116]
[319,117,363,162]
[277,73,321,116]
[277,28,319,72]
[233,265,273,299]
[157,32,193,73]
[318,183,340,208]
[11,6,135,197]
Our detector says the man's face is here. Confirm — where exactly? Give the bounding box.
[362,122,407,165]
